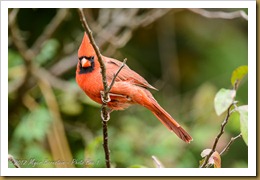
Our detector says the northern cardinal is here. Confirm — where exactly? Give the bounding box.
[76,33,192,143]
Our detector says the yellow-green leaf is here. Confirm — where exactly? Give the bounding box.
[128,164,147,168]
[231,65,248,88]
[237,105,248,145]
[214,88,236,116]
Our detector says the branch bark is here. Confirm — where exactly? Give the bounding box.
[77,8,111,168]
[187,8,248,21]
[220,133,242,156]
[8,154,20,168]
[200,104,234,168]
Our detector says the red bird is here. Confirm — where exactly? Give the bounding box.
[76,33,192,143]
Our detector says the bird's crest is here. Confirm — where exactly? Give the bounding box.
[78,32,95,58]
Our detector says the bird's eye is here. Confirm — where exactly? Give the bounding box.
[79,56,94,61]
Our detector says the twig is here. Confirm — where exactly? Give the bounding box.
[101,112,110,167]
[200,104,234,168]
[220,133,242,156]
[107,58,127,93]
[152,155,164,168]
[8,154,20,168]
[187,8,248,21]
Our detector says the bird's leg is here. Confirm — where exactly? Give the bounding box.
[100,91,111,103]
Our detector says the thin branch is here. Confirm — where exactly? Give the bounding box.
[107,58,127,93]
[188,8,248,21]
[101,113,110,167]
[200,104,234,168]
[8,154,20,168]
[152,155,164,168]
[49,52,78,76]
[136,9,173,27]
[220,133,242,156]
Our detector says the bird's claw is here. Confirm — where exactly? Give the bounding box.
[101,108,113,122]
[100,91,111,103]
[101,111,110,122]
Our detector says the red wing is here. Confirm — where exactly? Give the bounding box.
[104,56,157,90]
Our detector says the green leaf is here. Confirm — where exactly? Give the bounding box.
[14,107,52,143]
[8,50,24,68]
[85,136,103,167]
[199,158,205,167]
[214,88,236,116]
[231,65,248,88]
[128,164,147,168]
[237,105,248,145]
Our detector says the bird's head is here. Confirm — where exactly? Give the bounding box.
[77,32,97,74]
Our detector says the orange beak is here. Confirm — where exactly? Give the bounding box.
[81,58,91,68]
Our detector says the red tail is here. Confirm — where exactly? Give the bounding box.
[150,101,192,143]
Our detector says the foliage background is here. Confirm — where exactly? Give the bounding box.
[8,8,248,168]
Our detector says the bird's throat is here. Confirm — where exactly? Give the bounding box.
[78,56,95,74]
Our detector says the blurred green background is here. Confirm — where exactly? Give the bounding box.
[8,8,248,168]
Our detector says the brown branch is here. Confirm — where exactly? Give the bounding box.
[49,52,78,76]
[220,133,242,156]
[187,8,248,21]
[136,8,173,27]
[8,154,20,168]
[200,104,234,168]
[107,58,127,93]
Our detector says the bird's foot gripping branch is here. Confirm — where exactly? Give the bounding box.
[100,91,111,104]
